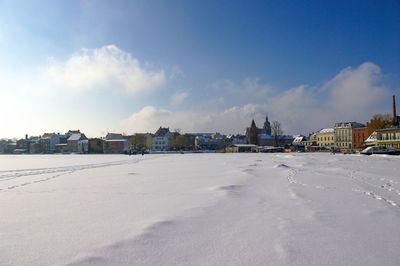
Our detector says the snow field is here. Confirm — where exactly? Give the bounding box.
[1,153,400,265]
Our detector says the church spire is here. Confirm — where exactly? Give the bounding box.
[251,119,257,128]
[247,119,259,145]
[263,113,271,135]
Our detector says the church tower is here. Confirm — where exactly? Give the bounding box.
[262,114,271,135]
[247,119,259,145]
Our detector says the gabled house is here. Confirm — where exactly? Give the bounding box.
[67,133,87,153]
[152,127,171,151]
[103,133,129,154]
[40,133,60,153]
[315,128,335,149]
[105,133,124,140]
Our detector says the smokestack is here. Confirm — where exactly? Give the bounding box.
[394,95,397,120]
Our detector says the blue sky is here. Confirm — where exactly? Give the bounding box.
[0,0,399,138]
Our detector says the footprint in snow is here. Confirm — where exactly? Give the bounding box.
[274,163,290,168]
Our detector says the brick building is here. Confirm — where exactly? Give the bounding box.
[352,127,368,150]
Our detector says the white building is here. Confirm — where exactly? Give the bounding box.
[152,135,170,151]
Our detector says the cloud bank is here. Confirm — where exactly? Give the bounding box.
[41,45,166,93]
[121,62,392,135]
[0,45,169,137]
[120,104,267,134]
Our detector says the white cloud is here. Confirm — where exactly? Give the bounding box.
[265,62,391,133]
[1,58,394,138]
[41,45,166,93]
[120,62,393,135]
[170,91,189,106]
[119,104,268,135]
[326,62,389,115]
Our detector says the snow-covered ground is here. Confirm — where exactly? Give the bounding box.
[1,153,400,265]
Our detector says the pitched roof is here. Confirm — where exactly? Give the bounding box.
[155,127,170,136]
[67,130,81,134]
[41,133,55,139]
[106,133,123,140]
[365,131,377,143]
[68,133,82,141]
[318,128,334,134]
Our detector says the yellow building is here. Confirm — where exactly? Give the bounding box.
[145,133,153,150]
[129,133,153,151]
[315,128,335,149]
[375,128,400,148]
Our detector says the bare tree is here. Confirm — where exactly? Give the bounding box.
[366,113,393,135]
[271,120,283,147]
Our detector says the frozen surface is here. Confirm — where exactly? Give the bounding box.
[1,153,400,265]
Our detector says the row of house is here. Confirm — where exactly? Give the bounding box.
[237,96,400,153]
[287,96,400,152]
[3,124,399,154]
[291,122,366,152]
[2,96,399,154]
[2,120,399,154]
[0,127,251,154]
[0,131,130,154]
[291,122,400,153]
[0,130,87,154]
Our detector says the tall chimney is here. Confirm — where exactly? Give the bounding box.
[393,95,397,119]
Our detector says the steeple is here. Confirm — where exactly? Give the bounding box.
[247,119,259,145]
[251,119,257,128]
[263,113,271,135]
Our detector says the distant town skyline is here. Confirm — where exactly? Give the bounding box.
[1,0,399,138]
